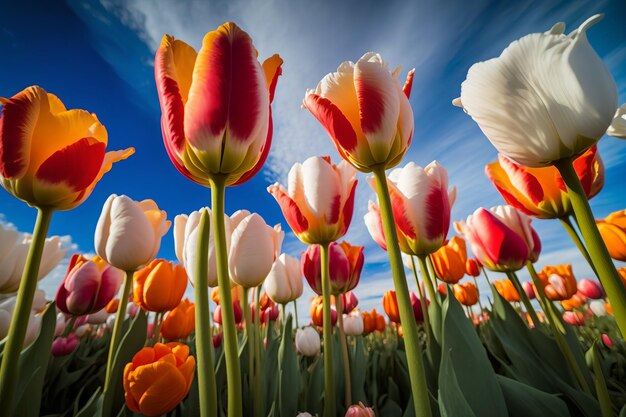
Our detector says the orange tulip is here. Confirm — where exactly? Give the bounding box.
[0,86,133,210]
[374,309,386,332]
[123,342,195,417]
[431,236,467,284]
[161,299,195,340]
[618,267,626,287]
[494,279,520,302]
[597,210,626,262]
[536,264,577,301]
[105,298,120,314]
[453,282,479,306]
[382,290,401,323]
[309,296,337,327]
[465,258,480,277]
[437,282,447,295]
[561,293,587,311]
[362,308,386,334]
[485,145,604,219]
[133,259,187,312]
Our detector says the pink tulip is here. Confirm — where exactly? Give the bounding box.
[268,156,357,245]
[213,302,243,325]
[562,311,585,326]
[51,334,79,357]
[411,292,427,324]
[455,206,539,272]
[341,291,359,314]
[212,332,223,349]
[345,402,375,417]
[302,241,364,295]
[577,278,605,299]
[261,303,280,323]
[602,334,613,348]
[522,282,536,299]
[365,161,456,256]
[55,254,124,316]
[303,52,415,172]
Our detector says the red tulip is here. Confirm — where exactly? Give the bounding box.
[213,301,242,325]
[302,241,364,295]
[577,278,604,299]
[465,258,481,277]
[341,291,359,314]
[51,333,79,357]
[562,311,585,326]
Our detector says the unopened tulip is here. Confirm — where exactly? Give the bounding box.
[590,300,607,317]
[105,299,120,314]
[466,258,480,277]
[51,334,79,357]
[161,299,195,340]
[561,293,587,311]
[563,311,585,326]
[343,313,364,336]
[54,313,66,336]
[607,104,626,138]
[302,241,364,295]
[453,282,479,306]
[31,289,47,312]
[0,86,134,210]
[212,332,223,349]
[155,23,282,186]
[260,302,280,324]
[522,282,536,300]
[95,195,170,271]
[341,291,358,314]
[494,279,520,303]
[229,212,283,288]
[578,278,604,299]
[362,309,386,334]
[601,333,613,348]
[437,283,447,295]
[486,146,604,219]
[431,236,467,284]
[345,402,375,417]
[382,290,401,323]
[297,413,313,417]
[310,296,337,327]
[457,15,617,168]
[265,254,303,304]
[87,309,109,325]
[123,343,195,417]
[55,254,123,316]
[295,327,321,356]
[596,210,626,262]
[213,301,242,325]
[268,156,357,244]
[133,259,187,312]
[303,52,414,172]
[411,292,426,323]
[537,265,577,301]
[365,161,456,256]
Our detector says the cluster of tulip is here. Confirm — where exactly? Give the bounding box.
[1,12,626,417]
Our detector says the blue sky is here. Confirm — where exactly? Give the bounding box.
[1,0,625,319]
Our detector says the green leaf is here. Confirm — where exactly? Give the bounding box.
[497,375,569,417]
[350,335,368,404]
[277,315,300,417]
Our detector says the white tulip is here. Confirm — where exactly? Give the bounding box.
[295,326,321,357]
[265,254,303,304]
[589,300,607,317]
[296,413,313,417]
[87,309,109,325]
[343,313,364,336]
[54,313,66,337]
[607,104,626,138]
[458,14,617,167]
[74,324,90,337]
[95,194,171,271]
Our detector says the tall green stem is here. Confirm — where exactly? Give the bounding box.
[526,262,591,395]
[104,270,133,389]
[471,276,485,313]
[253,286,263,417]
[560,216,597,276]
[481,267,492,286]
[506,271,540,328]
[243,288,254,392]
[555,158,626,337]
[0,208,53,417]
[410,257,431,339]
[336,295,352,408]
[372,165,432,417]
[417,256,437,306]
[293,299,299,328]
[320,243,336,416]
[193,208,218,417]
[209,176,242,417]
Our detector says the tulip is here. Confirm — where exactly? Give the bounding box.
[589,300,607,317]
[161,299,195,340]
[466,259,480,277]
[607,104,626,138]
[229,212,283,288]
[268,156,357,245]
[341,292,359,314]
[55,254,123,316]
[343,313,364,336]
[455,206,539,272]
[597,210,626,262]
[365,161,456,256]
[295,327,321,357]
[105,299,120,314]
[578,278,604,300]
[133,259,187,312]
[155,22,282,187]
[51,334,79,357]
[303,53,414,172]
[601,333,613,348]
[485,147,604,219]
[382,290,401,323]
[537,265,578,301]
[212,333,223,349]
[123,343,195,417]
[561,292,587,311]
[310,296,337,327]
[522,282,536,300]
[456,15,616,168]
[362,309,386,334]
[453,282,479,306]
[54,313,66,336]
[494,279,520,303]
[260,303,280,324]
[87,309,109,325]
[563,311,585,326]
[265,254,303,305]
[213,301,243,325]
[95,195,171,272]
[345,403,375,417]
[0,86,134,209]
[297,413,313,417]
[410,292,426,323]
[437,283,447,295]
[431,237,467,284]
[619,267,626,287]
[302,241,364,295]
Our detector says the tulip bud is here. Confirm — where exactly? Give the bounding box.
[465,259,481,277]
[309,297,337,327]
[343,313,364,336]
[601,334,613,348]
[410,292,427,323]
[87,309,109,325]
[302,241,364,295]
[452,282,479,307]
[345,402,375,417]
[213,301,242,325]
[589,300,607,317]
[95,195,171,271]
[161,299,195,340]
[133,259,187,312]
[341,291,359,314]
[265,254,303,305]
[51,334,79,357]
[437,282,447,295]
[260,302,280,324]
[577,278,605,299]
[296,413,313,417]
[431,236,467,284]
[295,327,321,356]
[522,281,536,299]
[563,311,585,326]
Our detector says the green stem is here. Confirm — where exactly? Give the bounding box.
[481,267,492,286]
[320,242,336,417]
[253,286,263,417]
[506,271,540,328]
[293,299,299,328]
[281,303,286,332]
[560,216,597,276]
[417,256,437,306]
[336,295,352,408]
[471,276,485,314]
[0,208,53,417]
[555,157,626,338]
[410,257,431,340]
[591,341,613,417]
[243,288,253,392]
[104,270,133,390]
[372,165,432,417]
[209,175,242,417]
[152,312,163,344]
[527,262,591,395]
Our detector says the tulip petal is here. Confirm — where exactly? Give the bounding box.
[402,69,415,99]
[262,54,283,103]
[267,184,309,234]
[303,93,357,155]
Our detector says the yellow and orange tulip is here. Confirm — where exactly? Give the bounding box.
[133,259,187,312]
[0,86,133,210]
[494,279,520,303]
[597,210,626,262]
[161,299,195,340]
[536,264,578,301]
[453,282,479,306]
[123,342,195,417]
[431,236,467,284]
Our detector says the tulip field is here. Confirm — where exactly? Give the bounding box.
[3,6,626,417]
